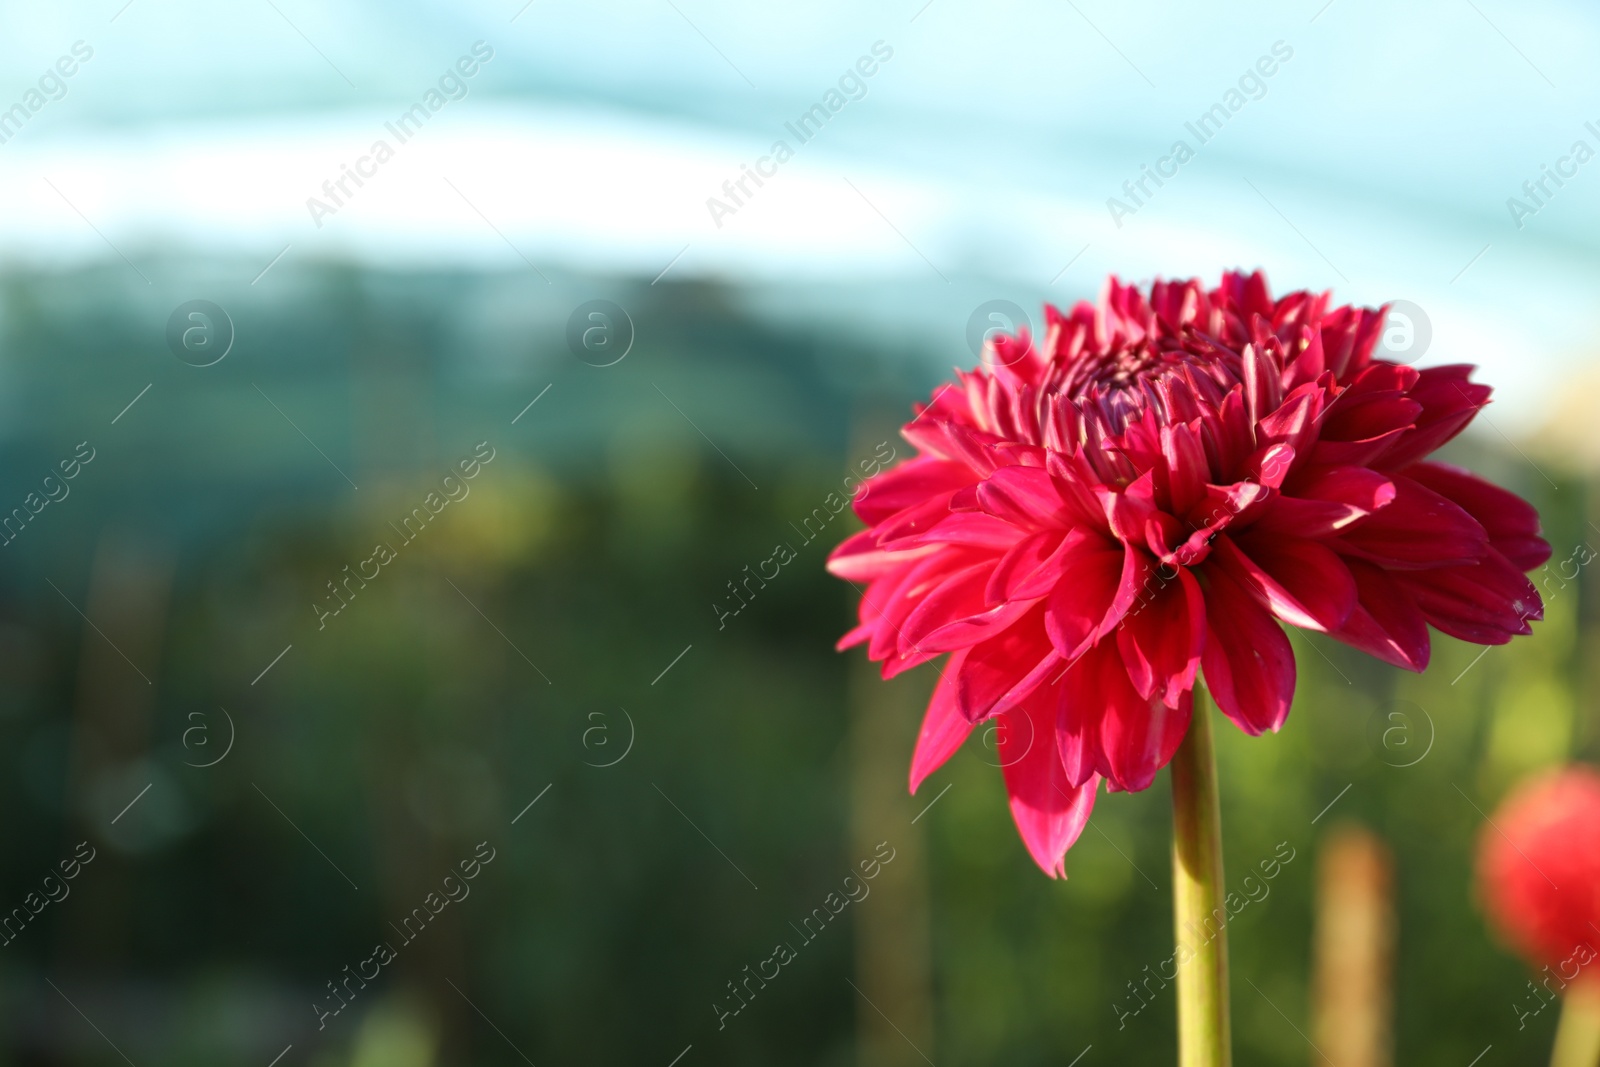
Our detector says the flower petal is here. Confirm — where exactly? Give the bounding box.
[985,530,1070,605]
[1255,382,1325,464]
[1334,473,1487,570]
[863,551,980,665]
[1091,641,1193,792]
[975,465,1071,530]
[1377,364,1489,469]
[909,650,973,793]
[917,602,1039,654]
[1054,656,1104,788]
[998,690,1099,878]
[1116,566,1205,706]
[1214,533,1357,633]
[1252,465,1397,539]
[1327,559,1430,671]
[1200,562,1297,735]
[1044,539,1152,660]
[900,561,996,654]
[955,607,1060,722]
[827,527,930,583]
[1407,461,1550,571]
[881,509,1025,553]
[871,494,958,549]
[854,456,976,526]
[1160,421,1212,516]
[836,568,898,651]
[1397,549,1542,645]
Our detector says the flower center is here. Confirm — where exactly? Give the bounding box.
[1103,342,1159,389]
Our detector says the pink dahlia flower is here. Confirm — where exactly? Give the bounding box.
[828,271,1549,876]
[1476,767,1600,991]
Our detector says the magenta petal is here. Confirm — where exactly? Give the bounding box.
[1398,548,1543,644]
[1240,442,1296,490]
[985,529,1070,605]
[975,465,1071,530]
[1376,364,1489,469]
[1322,393,1423,443]
[918,596,1039,655]
[901,417,1003,475]
[882,510,1025,553]
[1211,387,1255,474]
[1054,660,1102,788]
[1251,495,1366,539]
[1042,536,1127,659]
[870,493,956,549]
[1253,465,1397,539]
[1255,383,1325,463]
[1216,534,1356,633]
[998,691,1099,878]
[1160,421,1210,515]
[954,608,1061,722]
[864,551,978,665]
[1242,342,1283,424]
[836,620,874,652]
[899,561,992,654]
[880,644,944,680]
[1044,448,1117,528]
[855,456,976,525]
[1200,563,1297,735]
[1328,559,1430,671]
[1116,566,1205,705]
[1303,464,1402,510]
[1334,473,1488,570]
[1100,470,1161,546]
[1099,543,1156,639]
[1311,427,1410,468]
[1216,533,1357,633]
[909,650,973,793]
[837,569,896,652]
[1091,642,1193,792]
[1175,480,1270,562]
[827,527,929,583]
[862,558,935,664]
[1407,461,1551,571]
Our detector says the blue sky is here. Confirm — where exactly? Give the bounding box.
[2,0,1597,429]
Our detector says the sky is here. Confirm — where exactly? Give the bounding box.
[2,0,1598,431]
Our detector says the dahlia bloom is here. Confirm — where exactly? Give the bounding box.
[1477,767,1600,989]
[829,271,1549,876]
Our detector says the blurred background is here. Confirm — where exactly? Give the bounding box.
[0,0,1597,1063]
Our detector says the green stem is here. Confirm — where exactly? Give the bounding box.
[1170,688,1232,1067]
[1551,990,1600,1067]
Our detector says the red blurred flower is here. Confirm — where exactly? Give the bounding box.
[1478,767,1600,989]
[829,271,1549,876]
